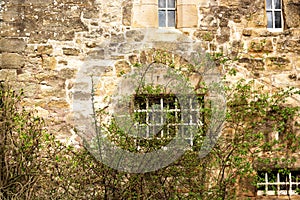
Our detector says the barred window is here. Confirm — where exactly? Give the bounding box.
[158,0,176,27]
[257,170,300,196]
[266,0,283,31]
[133,94,204,146]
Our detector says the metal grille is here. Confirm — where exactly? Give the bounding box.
[257,171,300,196]
[133,94,203,146]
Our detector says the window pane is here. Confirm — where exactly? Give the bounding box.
[168,11,175,27]
[159,0,166,8]
[168,0,175,8]
[275,0,281,9]
[266,0,272,9]
[159,11,166,27]
[275,11,282,28]
[267,11,273,28]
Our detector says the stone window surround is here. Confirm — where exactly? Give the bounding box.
[266,0,284,32]
[131,0,198,28]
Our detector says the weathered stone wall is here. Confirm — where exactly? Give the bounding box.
[0,1,299,197]
[1,0,298,135]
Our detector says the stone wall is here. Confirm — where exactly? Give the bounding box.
[0,0,300,197]
[1,0,298,135]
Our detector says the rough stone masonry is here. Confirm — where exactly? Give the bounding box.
[0,0,299,150]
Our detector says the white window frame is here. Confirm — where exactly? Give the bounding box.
[257,171,300,196]
[133,94,203,146]
[266,0,284,32]
[158,0,176,28]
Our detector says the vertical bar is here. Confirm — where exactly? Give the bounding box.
[146,98,149,138]
[166,0,168,27]
[189,97,193,146]
[277,172,280,194]
[161,97,164,137]
[289,172,292,195]
[265,172,268,194]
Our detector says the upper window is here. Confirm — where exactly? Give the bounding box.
[266,0,283,31]
[158,0,176,27]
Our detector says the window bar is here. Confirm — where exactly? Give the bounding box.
[272,0,275,29]
[277,172,280,194]
[265,172,268,194]
[189,97,193,146]
[146,98,149,138]
[161,97,164,137]
[165,0,168,28]
[175,97,179,138]
[296,175,299,193]
[289,172,292,195]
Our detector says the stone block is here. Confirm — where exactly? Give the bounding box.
[42,56,56,70]
[37,45,53,55]
[239,58,265,70]
[115,60,131,77]
[0,69,17,81]
[242,29,252,37]
[0,38,26,53]
[219,0,240,6]
[194,30,215,41]
[125,30,145,42]
[248,39,273,53]
[199,15,218,28]
[284,1,300,28]
[47,99,70,109]
[177,4,198,28]
[216,27,230,44]
[132,4,158,28]
[277,39,300,53]
[0,53,25,69]
[118,43,142,54]
[266,57,291,71]
[122,0,133,26]
[59,68,77,79]
[111,33,125,43]
[62,48,80,56]
[87,49,105,59]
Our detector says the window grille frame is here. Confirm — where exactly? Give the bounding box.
[133,93,204,146]
[257,171,300,196]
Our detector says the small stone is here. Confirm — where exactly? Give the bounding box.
[37,45,53,55]
[42,56,56,70]
[115,60,131,77]
[85,42,97,48]
[242,29,252,37]
[0,38,26,53]
[0,53,25,69]
[125,30,145,42]
[62,48,80,56]
[0,69,17,81]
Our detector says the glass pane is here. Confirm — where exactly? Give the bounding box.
[159,11,166,27]
[267,11,273,28]
[275,0,281,9]
[158,0,166,8]
[266,0,272,9]
[275,11,282,28]
[168,11,175,27]
[168,0,175,8]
